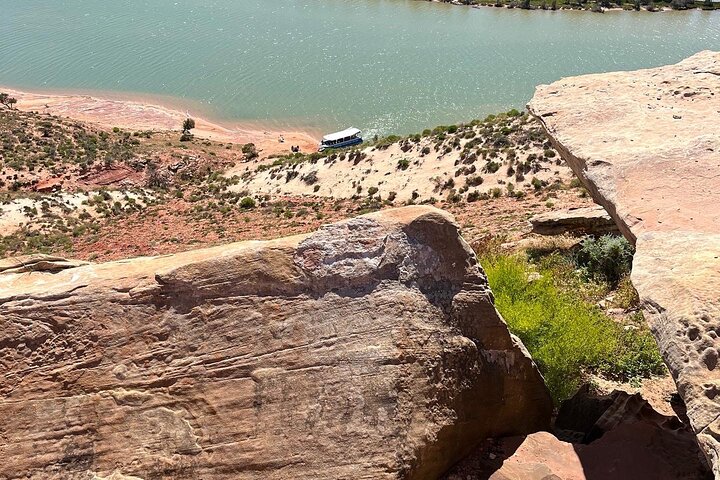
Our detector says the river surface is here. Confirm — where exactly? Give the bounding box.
[2,0,719,135]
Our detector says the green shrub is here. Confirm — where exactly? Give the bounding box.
[466,175,483,187]
[397,158,410,170]
[242,143,258,160]
[467,191,481,202]
[239,197,256,209]
[484,161,501,174]
[598,317,665,380]
[610,275,639,310]
[569,178,583,188]
[576,235,634,288]
[375,135,401,150]
[482,254,663,403]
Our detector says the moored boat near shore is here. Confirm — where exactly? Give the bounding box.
[318,127,363,151]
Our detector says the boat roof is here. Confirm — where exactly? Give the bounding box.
[322,127,361,142]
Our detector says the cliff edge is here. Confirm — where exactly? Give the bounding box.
[529,50,720,474]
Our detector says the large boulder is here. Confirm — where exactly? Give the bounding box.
[0,206,552,479]
[528,51,720,474]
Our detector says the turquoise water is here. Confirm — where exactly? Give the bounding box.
[2,1,719,135]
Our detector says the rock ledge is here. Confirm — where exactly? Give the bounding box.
[529,51,720,474]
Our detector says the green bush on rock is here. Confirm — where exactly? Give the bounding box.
[576,234,634,288]
[480,253,664,404]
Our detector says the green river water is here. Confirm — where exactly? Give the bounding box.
[2,0,719,135]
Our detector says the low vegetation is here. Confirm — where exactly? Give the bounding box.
[243,109,572,205]
[446,0,717,11]
[576,234,634,287]
[0,109,141,189]
[479,237,664,404]
[0,105,598,263]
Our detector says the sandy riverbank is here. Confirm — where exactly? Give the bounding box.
[2,87,319,156]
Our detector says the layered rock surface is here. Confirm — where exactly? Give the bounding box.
[529,205,619,236]
[529,51,720,474]
[0,206,552,479]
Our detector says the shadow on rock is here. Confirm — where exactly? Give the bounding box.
[443,386,711,480]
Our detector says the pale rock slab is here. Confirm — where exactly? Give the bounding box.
[529,205,619,236]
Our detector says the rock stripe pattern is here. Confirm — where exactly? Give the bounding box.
[0,206,551,479]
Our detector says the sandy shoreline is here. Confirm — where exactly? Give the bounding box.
[2,87,319,156]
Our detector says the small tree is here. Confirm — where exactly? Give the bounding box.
[240,197,256,209]
[241,143,258,160]
[180,117,196,141]
[0,93,18,109]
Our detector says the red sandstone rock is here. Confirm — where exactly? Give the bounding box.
[0,206,551,479]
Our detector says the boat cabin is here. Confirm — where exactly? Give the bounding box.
[319,127,362,151]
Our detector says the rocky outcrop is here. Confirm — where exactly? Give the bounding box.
[445,389,709,480]
[528,51,720,474]
[0,254,89,274]
[529,205,619,236]
[0,206,552,479]
[555,385,694,445]
[488,424,708,480]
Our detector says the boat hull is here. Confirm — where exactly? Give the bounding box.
[318,137,363,151]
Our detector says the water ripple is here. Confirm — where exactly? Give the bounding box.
[1,1,719,134]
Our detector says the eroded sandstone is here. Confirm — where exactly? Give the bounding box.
[529,50,720,474]
[0,206,551,479]
[445,389,709,480]
[529,205,619,236]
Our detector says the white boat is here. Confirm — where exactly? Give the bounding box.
[318,127,363,151]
